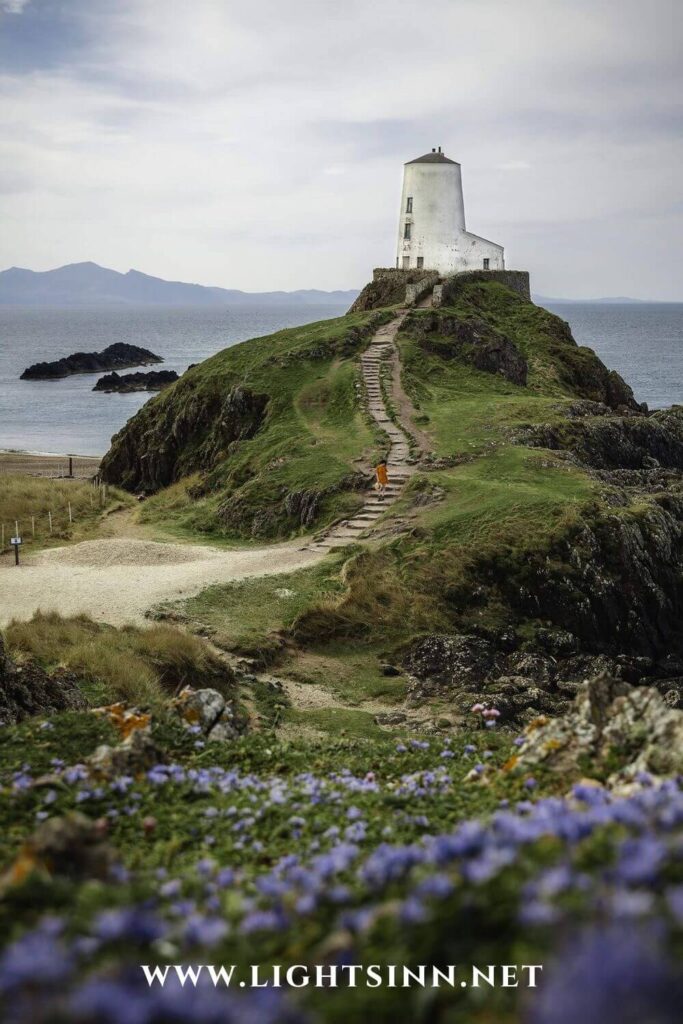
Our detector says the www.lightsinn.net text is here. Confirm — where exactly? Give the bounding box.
[141,963,543,989]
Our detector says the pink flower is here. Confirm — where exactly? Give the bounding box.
[471,703,486,714]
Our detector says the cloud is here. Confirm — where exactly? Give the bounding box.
[0,0,680,297]
[1,0,30,13]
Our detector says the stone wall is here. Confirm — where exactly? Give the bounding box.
[405,273,440,306]
[434,270,531,305]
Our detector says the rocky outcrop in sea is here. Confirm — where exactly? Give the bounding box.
[20,342,162,380]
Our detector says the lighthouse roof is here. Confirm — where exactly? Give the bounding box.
[406,150,458,165]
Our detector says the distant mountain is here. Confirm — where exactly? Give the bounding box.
[0,262,360,308]
[534,294,648,305]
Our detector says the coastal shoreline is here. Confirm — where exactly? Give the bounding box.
[0,450,101,477]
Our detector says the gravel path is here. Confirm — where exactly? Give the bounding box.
[0,538,321,626]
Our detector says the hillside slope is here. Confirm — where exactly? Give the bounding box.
[101,280,683,712]
[101,311,391,539]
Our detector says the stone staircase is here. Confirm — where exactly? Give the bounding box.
[304,313,416,552]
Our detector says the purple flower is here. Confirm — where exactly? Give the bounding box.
[527,925,683,1024]
[182,914,228,947]
[93,909,165,944]
[0,931,73,992]
[240,910,287,935]
[615,836,666,886]
[666,885,683,924]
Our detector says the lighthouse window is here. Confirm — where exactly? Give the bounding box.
[406,196,413,213]
[483,258,490,270]
[404,222,411,240]
[417,257,424,269]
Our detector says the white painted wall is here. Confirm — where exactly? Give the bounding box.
[396,155,504,274]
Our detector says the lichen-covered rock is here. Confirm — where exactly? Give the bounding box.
[170,686,239,741]
[88,727,161,779]
[512,674,683,784]
[403,634,498,691]
[172,687,225,733]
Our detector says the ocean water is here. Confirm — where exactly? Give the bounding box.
[0,302,681,457]
[0,304,350,456]
[543,302,683,411]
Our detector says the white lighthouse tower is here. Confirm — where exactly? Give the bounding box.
[396,148,504,275]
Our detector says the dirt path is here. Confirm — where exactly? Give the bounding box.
[0,538,321,627]
[1,313,421,628]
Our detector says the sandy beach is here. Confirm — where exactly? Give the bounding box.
[0,450,101,479]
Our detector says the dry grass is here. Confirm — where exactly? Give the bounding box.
[5,611,233,707]
[0,475,130,550]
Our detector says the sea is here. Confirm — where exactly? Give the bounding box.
[0,302,682,457]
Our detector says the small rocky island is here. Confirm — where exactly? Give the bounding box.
[93,369,179,393]
[20,342,162,380]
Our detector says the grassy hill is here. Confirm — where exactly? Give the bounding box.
[98,278,683,713]
[101,311,393,541]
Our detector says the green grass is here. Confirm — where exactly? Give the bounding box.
[284,645,409,706]
[284,705,383,740]
[177,555,349,656]
[4,612,233,707]
[106,311,391,542]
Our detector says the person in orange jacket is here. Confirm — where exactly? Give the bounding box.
[375,459,389,499]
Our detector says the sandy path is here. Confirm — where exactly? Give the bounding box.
[0,538,321,627]
[0,313,423,630]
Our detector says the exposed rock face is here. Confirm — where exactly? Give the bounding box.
[217,471,367,538]
[402,631,683,725]
[100,384,269,492]
[521,406,683,471]
[412,313,528,385]
[20,343,162,380]
[497,494,683,657]
[0,635,87,726]
[93,369,179,393]
[513,674,683,785]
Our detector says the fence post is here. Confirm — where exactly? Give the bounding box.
[31,516,35,539]
[48,511,53,534]
[68,502,73,523]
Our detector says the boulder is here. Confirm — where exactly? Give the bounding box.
[512,674,683,784]
[88,727,161,779]
[170,686,238,742]
[1,813,117,890]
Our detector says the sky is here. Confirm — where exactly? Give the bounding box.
[0,0,681,298]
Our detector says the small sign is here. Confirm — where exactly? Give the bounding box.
[10,537,22,545]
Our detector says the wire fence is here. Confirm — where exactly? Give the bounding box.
[0,481,110,555]
[0,454,101,480]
